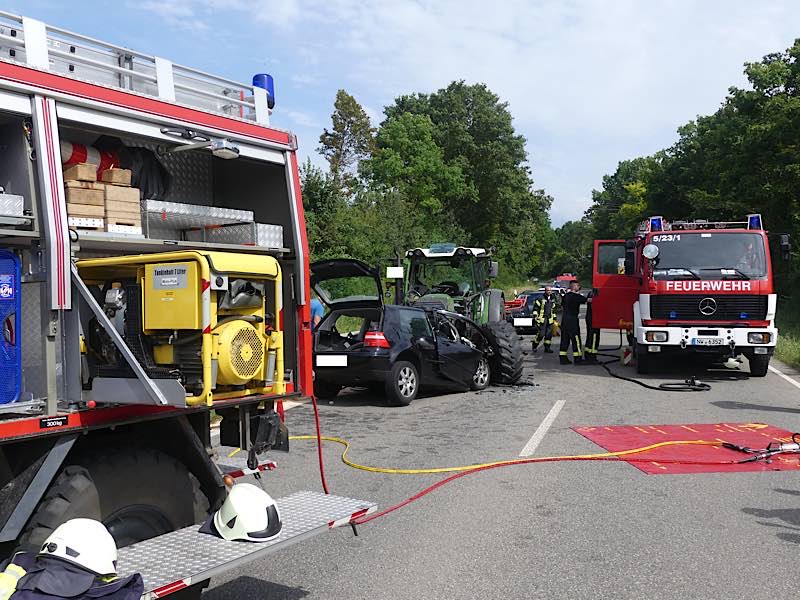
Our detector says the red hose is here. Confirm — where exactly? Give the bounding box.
[353,454,745,525]
[311,394,330,494]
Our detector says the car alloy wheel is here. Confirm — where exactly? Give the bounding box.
[473,357,490,388]
[398,366,417,398]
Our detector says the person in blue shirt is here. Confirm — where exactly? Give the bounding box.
[310,297,324,329]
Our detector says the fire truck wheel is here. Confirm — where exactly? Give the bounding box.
[483,321,524,384]
[16,447,208,553]
[748,354,770,377]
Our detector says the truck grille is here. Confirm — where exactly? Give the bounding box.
[650,295,768,321]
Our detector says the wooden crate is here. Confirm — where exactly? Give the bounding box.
[65,180,104,191]
[104,185,139,204]
[105,200,143,213]
[106,213,142,227]
[63,163,97,182]
[100,168,132,186]
[67,203,105,218]
[65,186,104,206]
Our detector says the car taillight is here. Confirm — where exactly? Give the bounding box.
[364,331,391,348]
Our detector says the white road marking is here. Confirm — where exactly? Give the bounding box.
[519,399,566,457]
[769,365,800,391]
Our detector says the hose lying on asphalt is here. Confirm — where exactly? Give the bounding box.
[597,354,712,392]
[288,435,779,525]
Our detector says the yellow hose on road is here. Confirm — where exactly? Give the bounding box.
[288,435,724,475]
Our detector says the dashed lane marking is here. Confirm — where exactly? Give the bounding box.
[519,399,566,457]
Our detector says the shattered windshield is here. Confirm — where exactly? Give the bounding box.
[650,232,767,280]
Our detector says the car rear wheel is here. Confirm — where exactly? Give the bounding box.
[471,356,491,391]
[386,361,419,406]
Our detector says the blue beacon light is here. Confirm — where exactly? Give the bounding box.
[747,214,762,230]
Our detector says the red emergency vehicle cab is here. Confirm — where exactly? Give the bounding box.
[591,215,788,376]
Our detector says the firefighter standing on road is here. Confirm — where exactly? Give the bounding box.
[559,280,587,365]
[583,289,600,363]
[531,285,558,353]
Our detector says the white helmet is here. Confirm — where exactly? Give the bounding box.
[39,518,118,575]
[213,483,282,542]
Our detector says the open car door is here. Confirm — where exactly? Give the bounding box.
[591,240,640,331]
[431,312,482,386]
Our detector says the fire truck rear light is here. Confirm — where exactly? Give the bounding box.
[747,332,771,344]
[645,331,668,342]
[364,331,391,348]
[754,347,768,354]
[648,345,662,352]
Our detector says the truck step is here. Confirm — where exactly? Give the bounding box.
[116,491,376,599]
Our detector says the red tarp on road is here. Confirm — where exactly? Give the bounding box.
[572,423,800,474]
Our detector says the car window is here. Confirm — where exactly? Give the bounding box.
[397,309,433,339]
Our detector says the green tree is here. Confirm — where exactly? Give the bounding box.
[383,81,552,279]
[317,89,375,185]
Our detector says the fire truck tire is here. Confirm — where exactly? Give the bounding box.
[748,354,770,377]
[484,321,524,384]
[16,447,208,553]
[635,347,651,374]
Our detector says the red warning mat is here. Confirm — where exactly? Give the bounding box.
[572,423,800,474]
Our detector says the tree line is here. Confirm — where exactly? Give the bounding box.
[303,40,800,293]
[302,82,553,285]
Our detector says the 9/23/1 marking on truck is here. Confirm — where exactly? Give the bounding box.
[39,415,68,429]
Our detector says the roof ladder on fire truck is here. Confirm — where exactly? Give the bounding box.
[0,11,273,125]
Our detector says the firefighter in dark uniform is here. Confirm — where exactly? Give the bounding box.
[559,280,587,364]
[583,289,601,363]
[531,285,558,353]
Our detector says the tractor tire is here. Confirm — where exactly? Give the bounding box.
[748,354,770,377]
[16,446,208,553]
[483,321,524,384]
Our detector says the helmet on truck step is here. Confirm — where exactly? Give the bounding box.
[213,483,282,542]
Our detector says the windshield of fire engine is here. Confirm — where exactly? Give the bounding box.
[650,232,767,279]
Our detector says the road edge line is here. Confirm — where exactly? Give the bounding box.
[769,364,800,391]
[519,399,566,457]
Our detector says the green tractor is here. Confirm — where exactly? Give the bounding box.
[401,243,524,384]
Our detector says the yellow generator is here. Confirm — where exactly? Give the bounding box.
[77,251,284,406]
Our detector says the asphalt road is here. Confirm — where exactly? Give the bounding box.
[206,328,800,599]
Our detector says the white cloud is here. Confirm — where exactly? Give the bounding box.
[286,110,320,128]
[133,0,800,225]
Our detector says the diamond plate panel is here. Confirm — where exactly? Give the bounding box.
[143,200,253,232]
[184,223,284,248]
[20,281,43,401]
[117,491,375,595]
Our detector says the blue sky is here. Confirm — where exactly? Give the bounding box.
[16,0,800,225]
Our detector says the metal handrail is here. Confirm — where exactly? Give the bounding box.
[48,47,158,82]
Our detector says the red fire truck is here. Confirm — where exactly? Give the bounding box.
[0,13,373,598]
[591,215,790,376]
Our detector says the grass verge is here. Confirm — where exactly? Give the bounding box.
[776,303,800,369]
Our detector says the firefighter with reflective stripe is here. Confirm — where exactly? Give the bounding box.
[583,289,600,363]
[531,285,558,353]
[559,280,587,364]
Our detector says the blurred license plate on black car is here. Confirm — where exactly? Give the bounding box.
[691,338,724,346]
[317,355,348,367]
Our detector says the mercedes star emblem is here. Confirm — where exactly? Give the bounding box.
[698,297,718,316]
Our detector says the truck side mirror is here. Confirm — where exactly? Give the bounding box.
[624,253,636,276]
[488,261,499,278]
[780,234,791,261]
[625,239,636,250]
